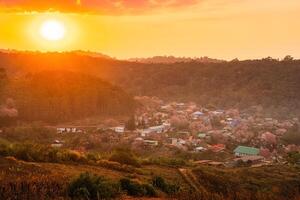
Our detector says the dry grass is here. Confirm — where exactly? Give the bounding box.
[0,156,188,199]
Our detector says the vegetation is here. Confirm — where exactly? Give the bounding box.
[282,123,300,145]
[287,152,300,164]
[1,51,300,118]
[125,115,136,131]
[192,165,300,200]
[3,70,135,123]
[120,178,156,197]
[0,124,55,143]
[109,148,141,167]
[0,139,86,163]
[142,156,187,167]
[152,176,180,195]
[68,172,120,200]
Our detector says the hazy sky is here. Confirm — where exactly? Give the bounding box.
[0,0,299,60]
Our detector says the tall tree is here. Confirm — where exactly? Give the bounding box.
[125,115,136,131]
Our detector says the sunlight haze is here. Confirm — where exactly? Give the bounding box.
[0,0,299,59]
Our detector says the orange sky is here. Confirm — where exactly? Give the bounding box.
[0,0,300,60]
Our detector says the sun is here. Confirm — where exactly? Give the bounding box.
[40,20,65,41]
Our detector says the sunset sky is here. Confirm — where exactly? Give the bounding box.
[0,0,300,60]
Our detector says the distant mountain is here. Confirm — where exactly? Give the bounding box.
[72,50,114,59]
[128,56,224,64]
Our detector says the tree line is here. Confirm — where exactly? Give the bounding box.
[1,51,300,118]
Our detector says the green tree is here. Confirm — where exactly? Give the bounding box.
[109,148,140,167]
[125,115,136,131]
[68,172,120,200]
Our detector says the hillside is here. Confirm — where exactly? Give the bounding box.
[1,51,300,118]
[0,156,299,200]
[128,56,224,64]
[191,165,300,200]
[1,70,135,123]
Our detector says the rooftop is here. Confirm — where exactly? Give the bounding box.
[234,146,259,155]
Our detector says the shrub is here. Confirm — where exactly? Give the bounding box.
[109,148,140,167]
[142,184,157,197]
[61,150,86,163]
[146,157,187,167]
[2,124,55,143]
[152,176,166,190]
[68,172,120,200]
[152,176,180,195]
[96,160,136,173]
[287,152,300,164]
[120,178,144,196]
[0,141,89,164]
[0,138,11,156]
[119,178,157,197]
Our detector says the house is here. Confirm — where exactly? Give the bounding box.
[192,111,204,119]
[149,125,165,133]
[114,126,125,133]
[51,140,64,148]
[176,103,185,108]
[57,128,66,133]
[234,146,260,157]
[170,138,178,145]
[143,140,158,146]
[57,127,81,134]
[197,133,206,139]
[211,110,224,115]
[170,138,187,147]
[162,122,171,129]
[209,144,226,152]
[195,146,207,152]
[140,129,152,137]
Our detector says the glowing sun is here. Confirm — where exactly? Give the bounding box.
[40,20,65,41]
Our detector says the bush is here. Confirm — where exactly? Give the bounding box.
[0,138,11,156]
[2,124,55,143]
[68,172,120,200]
[120,178,144,196]
[287,152,300,164]
[0,141,88,164]
[109,148,140,167]
[146,157,187,167]
[142,184,157,197]
[97,160,138,174]
[120,178,157,197]
[152,176,180,195]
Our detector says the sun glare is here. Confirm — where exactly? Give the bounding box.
[40,20,65,41]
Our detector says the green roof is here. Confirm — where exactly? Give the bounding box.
[234,146,259,155]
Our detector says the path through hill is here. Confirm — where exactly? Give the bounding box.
[178,168,202,193]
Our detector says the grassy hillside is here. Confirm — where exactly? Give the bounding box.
[1,51,300,117]
[0,156,187,200]
[1,155,299,200]
[191,165,300,200]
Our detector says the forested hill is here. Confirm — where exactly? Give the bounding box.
[1,51,300,118]
[1,70,135,123]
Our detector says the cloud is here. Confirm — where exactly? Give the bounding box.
[0,0,200,15]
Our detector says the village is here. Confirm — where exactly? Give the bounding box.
[53,96,300,168]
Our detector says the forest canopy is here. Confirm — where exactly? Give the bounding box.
[1,51,300,118]
[1,70,135,123]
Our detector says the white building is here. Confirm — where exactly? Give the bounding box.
[114,126,125,133]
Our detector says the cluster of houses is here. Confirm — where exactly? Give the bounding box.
[51,97,300,166]
[130,99,299,165]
